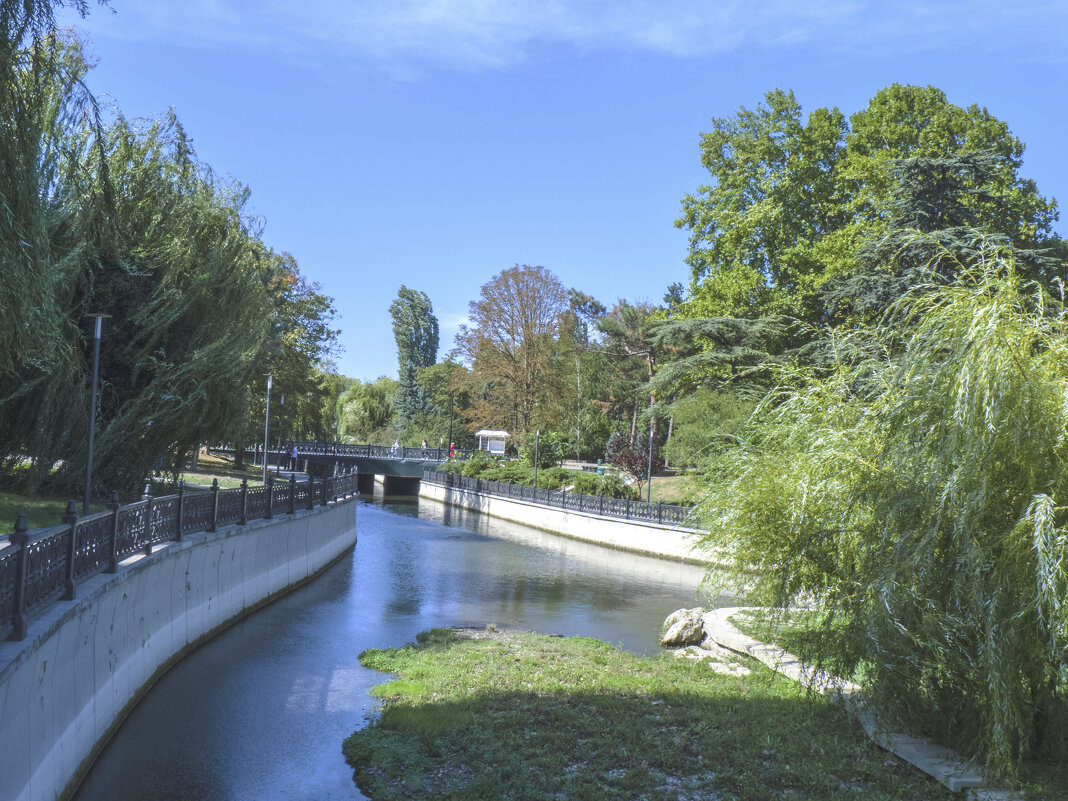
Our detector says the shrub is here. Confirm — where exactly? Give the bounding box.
[698,248,1068,778]
[460,454,495,477]
[539,466,570,490]
[596,473,637,500]
[495,461,534,485]
[568,471,601,495]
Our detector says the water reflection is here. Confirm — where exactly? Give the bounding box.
[74,496,714,801]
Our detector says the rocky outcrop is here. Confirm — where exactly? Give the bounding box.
[660,607,753,674]
[659,607,707,647]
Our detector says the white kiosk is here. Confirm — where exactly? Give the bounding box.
[475,429,509,455]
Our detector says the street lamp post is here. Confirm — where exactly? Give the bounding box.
[446,391,454,456]
[533,428,540,489]
[83,313,109,514]
[262,372,272,485]
[276,394,285,474]
[646,417,655,504]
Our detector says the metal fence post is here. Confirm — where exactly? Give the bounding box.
[599,492,604,516]
[142,484,154,555]
[266,476,274,519]
[209,478,219,533]
[307,476,315,510]
[658,500,663,524]
[62,500,78,600]
[289,474,296,515]
[175,482,185,542]
[9,513,30,640]
[625,497,631,520]
[239,478,248,525]
[106,490,120,573]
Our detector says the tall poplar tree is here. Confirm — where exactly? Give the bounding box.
[389,286,439,428]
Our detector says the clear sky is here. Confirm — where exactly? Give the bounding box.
[57,1,1068,382]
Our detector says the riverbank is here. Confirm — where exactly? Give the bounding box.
[345,628,961,801]
[418,480,709,564]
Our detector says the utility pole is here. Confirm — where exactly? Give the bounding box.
[276,394,285,474]
[447,391,454,454]
[83,313,109,514]
[262,372,272,485]
[646,417,655,504]
[533,428,540,489]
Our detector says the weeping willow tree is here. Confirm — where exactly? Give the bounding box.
[699,241,1068,778]
[0,2,106,385]
[0,8,337,495]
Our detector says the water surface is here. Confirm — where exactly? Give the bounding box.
[73,496,710,801]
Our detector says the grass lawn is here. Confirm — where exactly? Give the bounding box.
[0,452,271,534]
[344,628,966,801]
[176,451,270,489]
[648,473,703,506]
[0,491,107,534]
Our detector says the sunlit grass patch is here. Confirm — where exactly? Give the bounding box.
[344,628,963,800]
[0,491,104,534]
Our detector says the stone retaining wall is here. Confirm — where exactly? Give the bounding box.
[0,499,357,801]
[418,481,705,564]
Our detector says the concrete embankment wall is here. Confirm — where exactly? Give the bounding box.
[0,500,357,801]
[418,482,705,564]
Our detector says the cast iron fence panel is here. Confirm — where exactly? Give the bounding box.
[0,547,17,638]
[246,485,268,519]
[216,488,243,528]
[294,481,311,509]
[1,472,360,642]
[182,493,214,536]
[22,525,69,613]
[150,497,180,546]
[116,501,150,559]
[422,470,694,529]
[74,512,114,581]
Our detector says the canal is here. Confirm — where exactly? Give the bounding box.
[73,495,711,801]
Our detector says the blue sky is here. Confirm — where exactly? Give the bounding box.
[59,1,1068,381]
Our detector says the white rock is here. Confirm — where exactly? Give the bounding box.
[662,607,705,631]
[660,608,706,646]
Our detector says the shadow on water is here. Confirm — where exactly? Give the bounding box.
[73,496,714,801]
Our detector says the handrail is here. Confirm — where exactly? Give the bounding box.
[213,443,475,463]
[0,471,360,642]
[421,469,697,530]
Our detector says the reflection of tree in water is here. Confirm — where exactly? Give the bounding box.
[384,537,423,619]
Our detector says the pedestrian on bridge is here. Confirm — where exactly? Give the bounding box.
[289,443,298,471]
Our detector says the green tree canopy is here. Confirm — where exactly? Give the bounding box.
[389,286,439,427]
[676,84,1060,328]
[453,265,567,435]
[697,242,1068,779]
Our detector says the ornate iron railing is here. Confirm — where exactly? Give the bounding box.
[214,442,474,463]
[0,471,360,642]
[421,470,697,529]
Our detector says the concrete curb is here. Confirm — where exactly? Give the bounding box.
[701,608,1015,798]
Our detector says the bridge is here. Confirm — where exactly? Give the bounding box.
[217,442,470,494]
